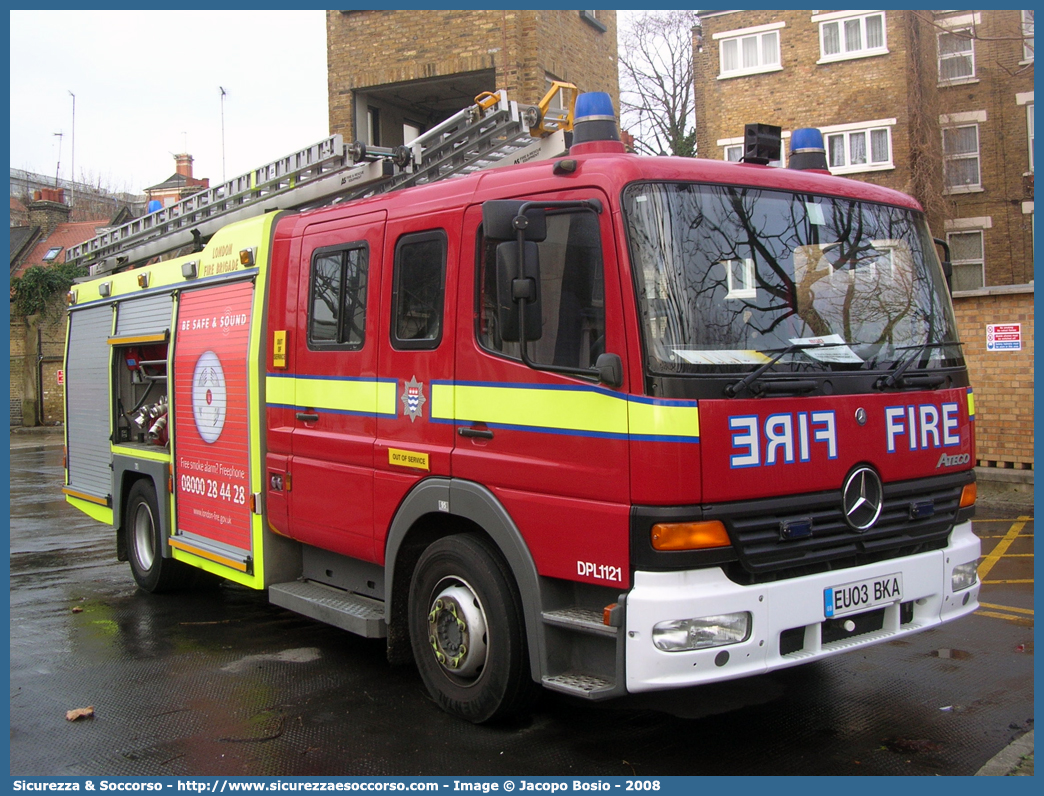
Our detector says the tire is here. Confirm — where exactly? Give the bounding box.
[124,479,203,593]
[408,533,534,723]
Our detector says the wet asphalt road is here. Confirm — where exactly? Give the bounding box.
[9,436,1034,776]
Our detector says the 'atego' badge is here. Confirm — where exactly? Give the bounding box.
[192,350,227,443]
[401,376,426,423]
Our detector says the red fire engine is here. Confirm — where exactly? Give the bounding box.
[62,87,980,723]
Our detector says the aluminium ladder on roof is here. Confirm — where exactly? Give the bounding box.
[68,89,572,276]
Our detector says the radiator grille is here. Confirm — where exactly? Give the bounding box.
[706,476,966,585]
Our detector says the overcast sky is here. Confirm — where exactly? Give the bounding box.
[9,10,329,194]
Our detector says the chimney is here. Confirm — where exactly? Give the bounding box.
[175,153,194,179]
[28,187,71,236]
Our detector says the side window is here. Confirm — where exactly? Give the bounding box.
[308,245,368,350]
[478,210,605,370]
[392,230,447,350]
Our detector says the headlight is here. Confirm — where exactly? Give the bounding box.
[951,562,978,592]
[652,612,751,652]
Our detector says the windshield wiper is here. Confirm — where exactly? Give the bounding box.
[874,341,962,390]
[724,341,841,398]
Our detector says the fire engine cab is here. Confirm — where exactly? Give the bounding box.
[62,88,980,723]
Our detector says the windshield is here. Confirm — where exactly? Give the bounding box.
[623,182,962,375]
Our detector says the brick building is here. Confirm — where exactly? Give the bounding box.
[143,153,210,209]
[694,9,1034,473]
[326,10,618,147]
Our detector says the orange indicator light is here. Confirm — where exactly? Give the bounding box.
[651,520,730,551]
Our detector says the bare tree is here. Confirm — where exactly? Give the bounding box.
[619,10,700,157]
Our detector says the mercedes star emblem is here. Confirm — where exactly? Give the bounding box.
[842,466,884,531]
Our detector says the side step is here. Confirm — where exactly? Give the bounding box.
[540,607,623,699]
[542,673,617,697]
[269,580,387,638]
[542,607,618,637]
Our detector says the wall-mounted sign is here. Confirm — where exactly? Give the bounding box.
[986,323,1022,352]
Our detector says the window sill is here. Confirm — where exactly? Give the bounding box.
[718,65,784,80]
[829,163,895,176]
[943,186,985,195]
[938,77,980,88]
[817,49,889,65]
[579,11,607,32]
[953,283,1034,298]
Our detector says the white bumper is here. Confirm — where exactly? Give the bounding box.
[624,520,980,693]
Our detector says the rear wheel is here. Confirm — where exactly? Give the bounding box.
[125,480,206,593]
[408,533,533,723]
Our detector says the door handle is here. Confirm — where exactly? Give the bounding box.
[295,411,319,423]
[458,426,494,440]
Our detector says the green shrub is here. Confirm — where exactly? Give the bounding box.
[11,262,87,318]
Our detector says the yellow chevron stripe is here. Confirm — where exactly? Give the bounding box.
[266,374,294,406]
[441,382,628,435]
[266,376,397,416]
[628,399,700,440]
[269,377,700,441]
[433,382,699,440]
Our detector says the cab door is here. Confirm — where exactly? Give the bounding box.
[287,211,385,561]
[449,192,632,590]
[373,212,459,552]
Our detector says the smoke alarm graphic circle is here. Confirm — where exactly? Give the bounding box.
[191,351,227,443]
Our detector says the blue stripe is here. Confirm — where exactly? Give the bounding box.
[432,378,622,399]
[269,373,397,385]
[435,416,699,444]
[266,402,397,419]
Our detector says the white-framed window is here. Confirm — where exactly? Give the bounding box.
[819,120,895,174]
[719,131,789,167]
[1023,10,1034,62]
[938,28,975,82]
[715,22,784,79]
[1029,104,1035,173]
[1017,93,1033,173]
[946,229,985,291]
[1022,202,1034,259]
[813,11,887,63]
[942,123,982,192]
[723,258,757,299]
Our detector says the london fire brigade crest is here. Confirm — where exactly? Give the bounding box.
[401,376,426,423]
[191,350,227,443]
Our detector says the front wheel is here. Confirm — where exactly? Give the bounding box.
[408,533,534,723]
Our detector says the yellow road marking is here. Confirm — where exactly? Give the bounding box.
[976,610,1033,625]
[983,579,1034,584]
[977,517,1031,581]
[980,602,1034,616]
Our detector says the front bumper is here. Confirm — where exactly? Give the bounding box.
[624,520,980,692]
